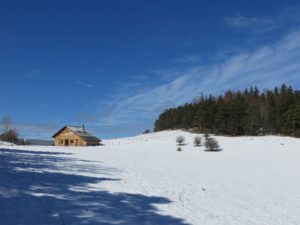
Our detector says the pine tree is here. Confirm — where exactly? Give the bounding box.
[154,85,300,137]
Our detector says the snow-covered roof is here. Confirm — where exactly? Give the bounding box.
[67,125,90,136]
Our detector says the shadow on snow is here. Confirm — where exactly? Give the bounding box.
[0,148,190,225]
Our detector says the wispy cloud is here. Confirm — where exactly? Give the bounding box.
[225,6,300,33]
[24,69,42,79]
[76,81,95,89]
[225,14,273,28]
[93,30,300,132]
[278,6,300,23]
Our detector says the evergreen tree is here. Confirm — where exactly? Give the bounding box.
[154,84,300,137]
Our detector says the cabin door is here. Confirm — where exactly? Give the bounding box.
[65,140,69,146]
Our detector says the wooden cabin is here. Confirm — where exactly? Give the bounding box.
[52,125,101,146]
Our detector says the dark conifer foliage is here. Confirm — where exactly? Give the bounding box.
[154,85,300,137]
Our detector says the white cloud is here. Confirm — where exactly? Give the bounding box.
[225,15,273,28]
[94,30,300,131]
[76,81,95,89]
[225,7,300,33]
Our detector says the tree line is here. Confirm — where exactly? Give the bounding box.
[154,84,300,137]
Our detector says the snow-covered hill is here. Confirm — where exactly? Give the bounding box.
[1,130,300,225]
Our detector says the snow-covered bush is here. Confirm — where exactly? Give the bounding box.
[176,136,185,145]
[204,138,219,151]
[177,147,182,151]
[194,136,202,146]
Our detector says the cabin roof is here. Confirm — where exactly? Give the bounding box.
[52,125,101,142]
[80,135,101,142]
[67,125,90,136]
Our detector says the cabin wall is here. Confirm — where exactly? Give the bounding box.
[54,128,87,146]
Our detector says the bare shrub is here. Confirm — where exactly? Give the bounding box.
[143,129,151,134]
[0,129,18,143]
[194,136,202,146]
[204,138,220,151]
[176,136,185,145]
[204,133,210,140]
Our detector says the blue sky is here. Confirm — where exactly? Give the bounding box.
[1,1,300,139]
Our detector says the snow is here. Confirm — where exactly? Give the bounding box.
[1,130,300,225]
[0,141,15,146]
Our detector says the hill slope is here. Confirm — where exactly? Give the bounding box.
[1,131,300,225]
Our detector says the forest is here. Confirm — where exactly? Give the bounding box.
[154,85,300,137]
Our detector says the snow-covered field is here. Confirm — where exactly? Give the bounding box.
[1,130,300,225]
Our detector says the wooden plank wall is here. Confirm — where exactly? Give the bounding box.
[54,128,87,146]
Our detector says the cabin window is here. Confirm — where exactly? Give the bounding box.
[60,140,63,144]
[70,140,74,144]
